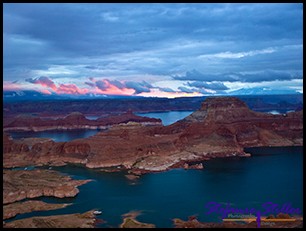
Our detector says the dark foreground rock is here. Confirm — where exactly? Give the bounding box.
[3,211,97,228]
[3,169,92,204]
[173,214,303,228]
[120,211,155,228]
[3,200,71,220]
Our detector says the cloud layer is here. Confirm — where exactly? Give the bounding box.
[3,3,303,97]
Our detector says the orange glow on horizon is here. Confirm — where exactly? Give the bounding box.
[3,81,22,91]
[138,89,203,98]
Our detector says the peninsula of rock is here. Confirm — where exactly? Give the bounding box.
[3,97,303,173]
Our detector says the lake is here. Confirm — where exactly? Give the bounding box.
[6,146,303,228]
[8,110,295,142]
[8,129,101,142]
[9,111,194,142]
[135,111,194,126]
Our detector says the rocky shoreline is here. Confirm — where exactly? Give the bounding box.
[173,214,303,228]
[3,169,92,205]
[3,168,95,228]
[3,110,162,132]
[3,211,97,228]
[3,201,71,220]
[2,96,303,228]
[3,97,303,174]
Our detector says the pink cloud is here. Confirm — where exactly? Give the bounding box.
[40,89,52,95]
[3,81,22,91]
[56,83,89,95]
[90,79,135,95]
[25,76,57,90]
[5,76,203,98]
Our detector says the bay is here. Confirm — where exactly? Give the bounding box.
[6,146,303,228]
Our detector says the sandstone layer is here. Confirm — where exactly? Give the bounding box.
[173,214,303,228]
[3,97,303,173]
[3,110,161,132]
[3,200,71,220]
[120,211,155,228]
[3,211,97,228]
[3,169,92,204]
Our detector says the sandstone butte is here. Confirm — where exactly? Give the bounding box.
[3,97,303,173]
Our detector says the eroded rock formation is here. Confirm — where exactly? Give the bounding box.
[3,97,303,173]
[3,110,161,132]
[3,169,92,204]
[173,214,303,228]
[3,210,97,228]
[3,201,71,220]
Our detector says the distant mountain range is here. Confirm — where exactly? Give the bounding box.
[3,89,303,103]
[3,90,303,118]
[228,87,301,95]
[3,90,144,102]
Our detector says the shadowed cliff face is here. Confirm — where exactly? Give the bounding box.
[3,97,303,172]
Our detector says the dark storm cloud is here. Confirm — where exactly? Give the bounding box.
[91,79,155,94]
[95,80,108,91]
[109,79,126,89]
[187,81,229,90]
[178,87,194,93]
[25,76,57,90]
[158,87,175,93]
[125,81,153,94]
[174,70,301,83]
[3,3,303,95]
[84,81,95,88]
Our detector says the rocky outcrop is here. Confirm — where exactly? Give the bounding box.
[3,169,92,204]
[3,111,162,132]
[120,211,155,228]
[3,210,97,228]
[125,174,140,181]
[3,97,303,173]
[173,214,303,228]
[4,94,303,118]
[184,163,204,170]
[3,201,71,220]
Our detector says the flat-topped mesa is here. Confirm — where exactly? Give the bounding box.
[64,112,87,120]
[200,96,249,111]
[3,110,162,132]
[183,97,255,123]
[3,96,303,171]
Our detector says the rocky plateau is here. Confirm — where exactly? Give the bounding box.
[3,97,303,173]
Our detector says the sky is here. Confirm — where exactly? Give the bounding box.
[3,3,303,98]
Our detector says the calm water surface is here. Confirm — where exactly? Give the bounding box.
[6,146,303,228]
[8,111,194,141]
[136,111,193,126]
[5,111,303,227]
[8,110,295,142]
[8,129,101,142]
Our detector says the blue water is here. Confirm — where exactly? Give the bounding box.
[8,129,101,142]
[9,110,292,142]
[86,115,100,120]
[6,146,303,228]
[8,111,194,142]
[135,111,194,126]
